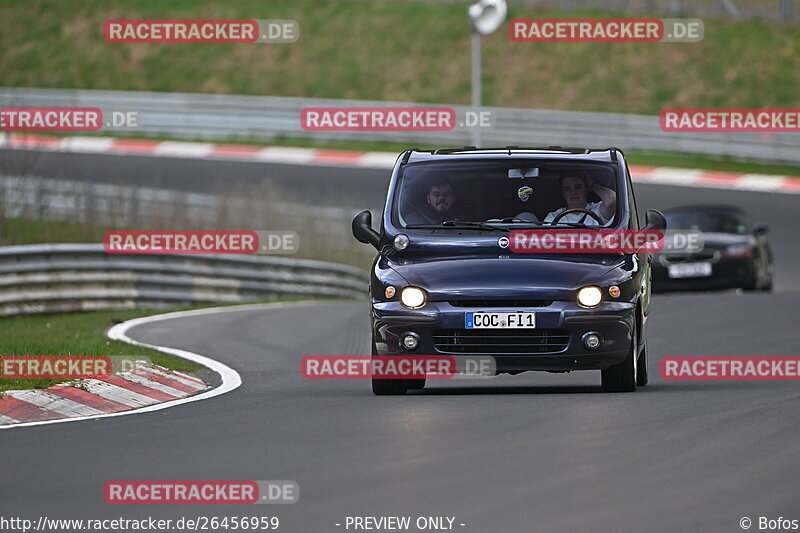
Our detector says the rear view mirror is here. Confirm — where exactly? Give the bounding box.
[643,209,667,232]
[508,168,540,179]
[352,210,381,250]
[753,223,768,235]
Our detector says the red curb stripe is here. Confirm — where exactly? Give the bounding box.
[780,179,800,191]
[0,396,62,421]
[100,375,179,401]
[109,139,161,153]
[628,165,658,176]
[696,171,743,184]
[47,384,131,414]
[7,133,62,148]
[210,144,263,157]
[133,370,198,394]
[312,150,366,163]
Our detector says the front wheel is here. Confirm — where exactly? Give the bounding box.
[602,328,637,392]
[636,340,649,387]
[371,339,408,395]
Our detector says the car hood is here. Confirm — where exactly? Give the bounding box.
[386,254,630,300]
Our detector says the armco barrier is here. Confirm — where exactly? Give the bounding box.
[0,244,369,316]
[1,87,799,164]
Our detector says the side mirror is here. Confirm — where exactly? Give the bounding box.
[753,223,768,235]
[352,210,381,250]
[643,209,667,232]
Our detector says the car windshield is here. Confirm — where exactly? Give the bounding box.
[664,210,749,234]
[394,160,619,230]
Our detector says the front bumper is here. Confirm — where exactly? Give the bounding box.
[652,256,754,292]
[371,300,635,372]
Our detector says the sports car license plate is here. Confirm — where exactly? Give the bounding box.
[465,312,536,329]
[668,262,713,279]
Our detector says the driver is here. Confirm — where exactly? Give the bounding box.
[544,171,616,226]
[405,177,460,225]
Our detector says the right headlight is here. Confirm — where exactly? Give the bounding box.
[724,244,752,258]
[400,287,426,309]
[577,286,603,308]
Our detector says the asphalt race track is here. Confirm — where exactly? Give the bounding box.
[2,155,800,532]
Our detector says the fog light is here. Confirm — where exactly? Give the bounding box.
[401,333,419,351]
[582,332,602,350]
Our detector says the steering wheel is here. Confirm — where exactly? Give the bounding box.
[550,207,604,225]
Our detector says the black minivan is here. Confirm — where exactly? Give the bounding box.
[352,147,666,395]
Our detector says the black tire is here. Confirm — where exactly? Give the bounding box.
[744,259,762,291]
[370,339,408,395]
[636,340,649,387]
[602,328,637,392]
[372,374,409,395]
[762,262,774,292]
[407,377,426,390]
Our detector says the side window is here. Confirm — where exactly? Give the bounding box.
[625,164,640,229]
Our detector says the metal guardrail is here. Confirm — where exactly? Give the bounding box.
[0,244,369,316]
[2,87,799,164]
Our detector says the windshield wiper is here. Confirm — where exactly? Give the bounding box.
[405,220,511,232]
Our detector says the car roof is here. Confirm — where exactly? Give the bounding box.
[404,147,620,164]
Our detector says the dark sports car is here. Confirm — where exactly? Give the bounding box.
[652,204,773,292]
[352,146,666,395]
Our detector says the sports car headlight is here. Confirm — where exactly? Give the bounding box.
[577,286,603,308]
[400,287,426,309]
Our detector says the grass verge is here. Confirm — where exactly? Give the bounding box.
[0,308,202,392]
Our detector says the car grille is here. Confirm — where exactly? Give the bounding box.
[659,250,720,265]
[448,299,552,308]
[432,328,570,355]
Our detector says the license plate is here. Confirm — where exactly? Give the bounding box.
[465,312,536,329]
[668,262,712,279]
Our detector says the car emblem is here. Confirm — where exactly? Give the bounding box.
[498,236,509,248]
[518,186,533,202]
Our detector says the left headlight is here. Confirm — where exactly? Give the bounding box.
[577,286,603,308]
[400,287,426,309]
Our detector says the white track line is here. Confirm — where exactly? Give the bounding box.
[0,301,318,430]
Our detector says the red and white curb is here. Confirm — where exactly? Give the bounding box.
[0,364,208,425]
[0,304,264,429]
[2,133,799,194]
